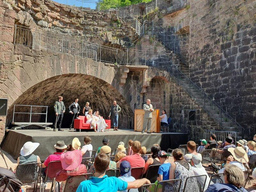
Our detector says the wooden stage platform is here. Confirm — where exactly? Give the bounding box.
[1,128,188,160]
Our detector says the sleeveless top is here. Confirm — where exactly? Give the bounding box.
[19,154,37,164]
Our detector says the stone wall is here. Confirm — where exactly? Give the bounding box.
[157,0,256,135]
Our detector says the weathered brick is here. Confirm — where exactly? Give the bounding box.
[239,46,250,53]
[242,37,251,45]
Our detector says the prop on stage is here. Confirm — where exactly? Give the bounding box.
[134,109,160,133]
[74,116,111,132]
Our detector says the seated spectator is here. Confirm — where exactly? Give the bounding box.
[197,139,207,153]
[243,139,249,152]
[118,161,138,192]
[247,141,256,157]
[190,154,211,191]
[16,141,41,167]
[101,146,116,169]
[218,146,249,174]
[115,151,126,162]
[144,144,161,174]
[157,151,171,181]
[169,148,199,192]
[140,146,148,162]
[223,137,236,150]
[213,137,235,159]
[187,140,201,157]
[97,137,109,154]
[117,141,145,168]
[117,145,126,154]
[253,134,256,142]
[81,136,93,157]
[67,137,81,151]
[76,153,150,192]
[56,150,87,181]
[217,141,223,148]
[237,140,245,149]
[205,134,217,149]
[42,140,67,168]
[206,164,247,192]
[127,140,134,156]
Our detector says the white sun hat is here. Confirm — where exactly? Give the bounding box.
[20,141,40,156]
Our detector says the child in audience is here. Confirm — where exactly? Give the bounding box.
[140,146,148,162]
[81,136,93,157]
[128,140,134,156]
[197,139,207,153]
[157,150,171,181]
[115,151,126,162]
[118,161,138,192]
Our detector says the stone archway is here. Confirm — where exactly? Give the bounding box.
[7,74,133,129]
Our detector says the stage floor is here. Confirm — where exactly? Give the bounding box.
[1,128,188,161]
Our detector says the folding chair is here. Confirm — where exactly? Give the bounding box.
[201,149,212,165]
[144,164,160,183]
[43,160,62,192]
[63,173,92,192]
[81,157,94,170]
[156,179,182,192]
[183,175,207,192]
[16,162,41,192]
[131,167,144,179]
[0,167,22,192]
[207,173,224,189]
[106,169,120,177]
[139,183,157,192]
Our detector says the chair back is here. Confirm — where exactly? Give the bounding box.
[145,164,160,183]
[207,173,224,188]
[131,167,144,179]
[139,183,157,192]
[183,175,207,192]
[45,160,62,180]
[91,150,96,158]
[64,173,92,192]
[156,179,182,192]
[81,157,94,170]
[106,169,119,177]
[178,145,187,155]
[16,162,40,184]
[249,154,256,169]
[201,149,212,164]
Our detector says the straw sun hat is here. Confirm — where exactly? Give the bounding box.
[228,146,249,163]
[20,141,40,156]
[72,137,81,150]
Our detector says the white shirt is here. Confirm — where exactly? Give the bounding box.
[81,144,93,156]
[191,166,211,191]
[161,114,168,124]
[75,103,78,108]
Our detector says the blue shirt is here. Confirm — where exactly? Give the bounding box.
[76,175,128,192]
[206,183,248,192]
[158,163,171,181]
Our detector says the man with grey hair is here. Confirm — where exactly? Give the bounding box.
[142,99,154,134]
[206,164,247,192]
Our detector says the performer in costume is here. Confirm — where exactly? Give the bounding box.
[69,98,80,130]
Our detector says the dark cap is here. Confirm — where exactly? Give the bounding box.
[225,137,233,144]
[102,137,109,144]
[120,161,131,176]
[211,133,216,140]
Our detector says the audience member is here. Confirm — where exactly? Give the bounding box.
[67,137,81,151]
[247,141,256,157]
[144,144,161,174]
[237,140,245,149]
[190,154,211,191]
[187,141,201,156]
[97,138,109,154]
[197,139,207,153]
[140,146,148,162]
[56,150,87,181]
[223,137,236,150]
[205,134,217,149]
[253,134,256,142]
[206,164,247,192]
[101,146,116,169]
[169,148,199,192]
[118,141,145,168]
[76,153,150,192]
[117,145,126,154]
[16,141,41,167]
[157,151,171,181]
[118,161,138,192]
[81,136,93,157]
[115,151,126,162]
[42,140,67,168]
[128,140,134,156]
[243,139,249,152]
[218,146,249,174]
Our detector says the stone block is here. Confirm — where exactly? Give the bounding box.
[237,53,249,62]
[4,9,18,20]
[227,56,235,63]
[38,20,48,27]
[233,39,241,46]
[239,46,250,53]
[249,27,256,36]
[242,37,251,45]
[48,12,59,19]
[35,12,43,20]
[221,42,231,50]
[230,47,238,55]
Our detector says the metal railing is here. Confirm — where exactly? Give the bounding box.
[203,130,237,143]
[12,104,49,124]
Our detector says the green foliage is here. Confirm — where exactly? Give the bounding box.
[98,0,152,10]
